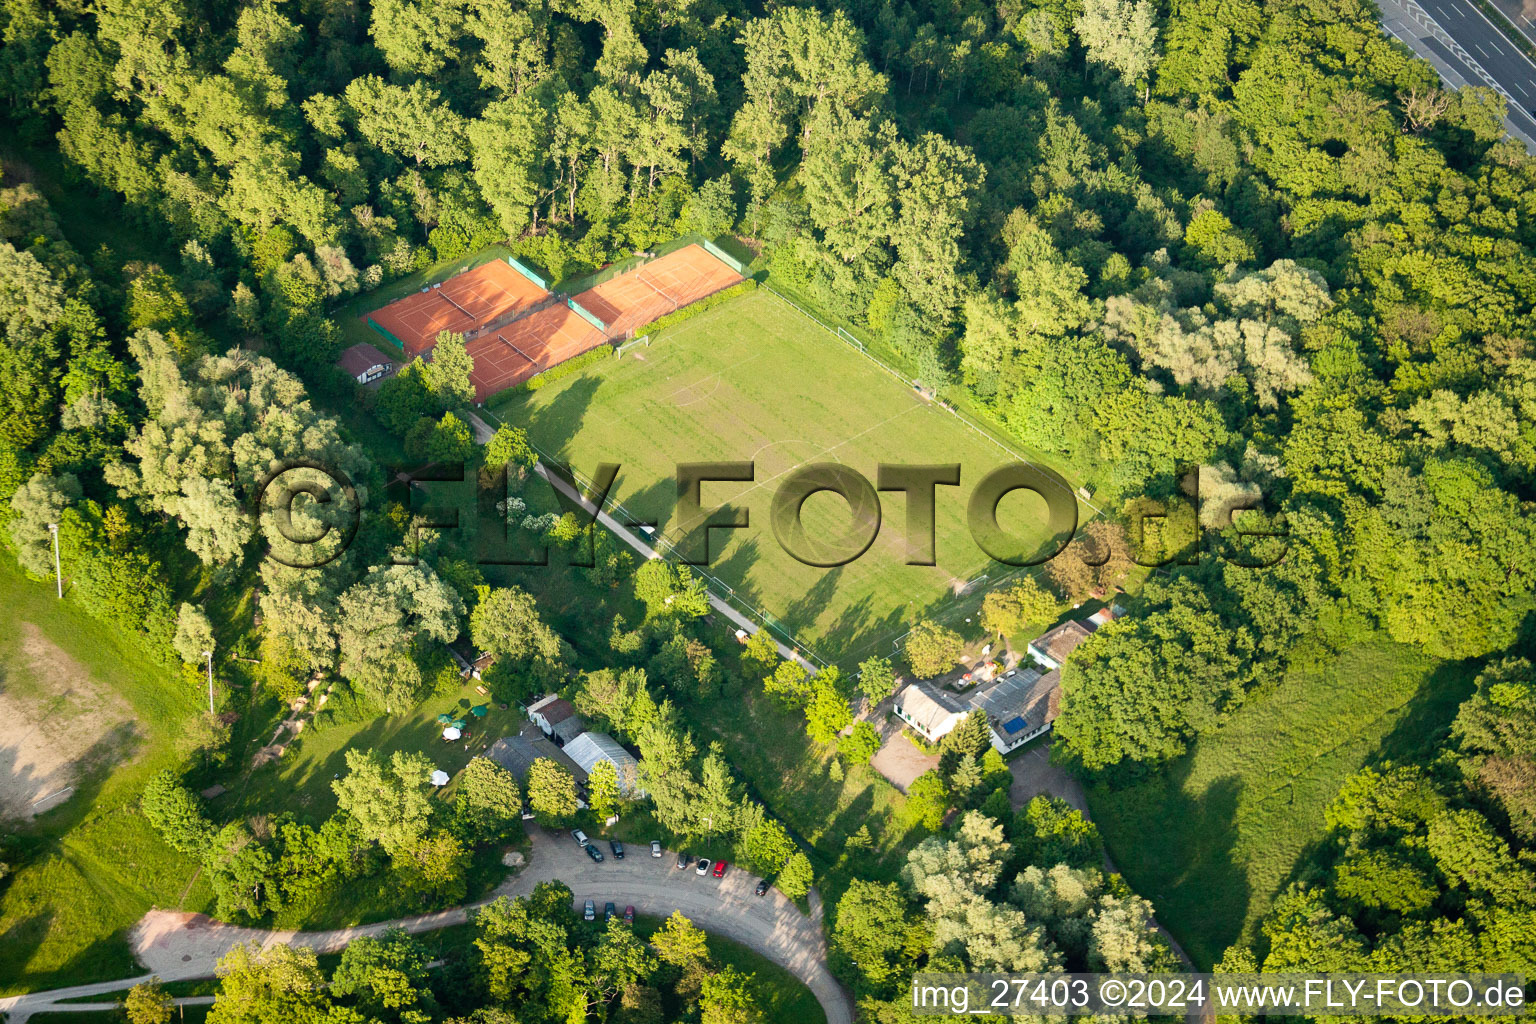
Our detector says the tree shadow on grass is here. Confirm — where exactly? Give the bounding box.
[1370,657,1478,768]
[6,719,145,839]
[1092,767,1247,970]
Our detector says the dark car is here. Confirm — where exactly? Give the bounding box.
[755,878,770,896]
[695,857,710,875]
[586,844,605,863]
[609,839,625,859]
[676,849,690,870]
[624,904,635,924]
[604,901,617,921]
[583,899,595,921]
[713,859,727,879]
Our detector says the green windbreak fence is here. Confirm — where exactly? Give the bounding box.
[567,298,607,333]
[507,256,550,291]
[366,318,407,352]
[701,239,751,276]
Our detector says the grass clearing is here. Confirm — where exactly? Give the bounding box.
[1086,638,1475,969]
[0,560,210,996]
[494,287,1075,666]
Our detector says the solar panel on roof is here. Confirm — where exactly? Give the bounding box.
[1003,716,1028,734]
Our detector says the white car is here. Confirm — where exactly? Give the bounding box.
[651,840,663,858]
[572,829,590,847]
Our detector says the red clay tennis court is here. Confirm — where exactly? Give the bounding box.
[573,244,743,338]
[366,260,549,357]
[464,305,605,402]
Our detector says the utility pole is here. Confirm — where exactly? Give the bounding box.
[47,522,62,599]
[202,650,215,714]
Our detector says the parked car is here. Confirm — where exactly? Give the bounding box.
[604,901,617,921]
[651,840,663,858]
[609,839,624,859]
[755,878,770,896]
[583,899,595,921]
[571,829,590,847]
[586,844,604,863]
[676,850,690,869]
[713,860,727,879]
[695,857,710,875]
[624,905,635,924]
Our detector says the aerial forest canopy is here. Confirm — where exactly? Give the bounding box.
[0,0,1535,1007]
[2,0,1533,764]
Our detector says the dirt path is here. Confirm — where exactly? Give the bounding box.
[0,831,853,1024]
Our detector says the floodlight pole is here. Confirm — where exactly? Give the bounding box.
[202,650,215,714]
[47,523,62,599]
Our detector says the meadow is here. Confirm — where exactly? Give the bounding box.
[1086,638,1475,969]
[0,559,211,995]
[490,287,1077,666]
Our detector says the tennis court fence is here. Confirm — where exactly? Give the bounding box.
[507,256,550,290]
[701,238,752,277]
[365,318,407,352]
[566,297,607,333]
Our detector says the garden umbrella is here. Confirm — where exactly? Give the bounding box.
[442,726,462,741]
[430,770,449,786]
[471,704,488,718]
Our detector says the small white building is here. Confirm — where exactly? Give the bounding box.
[526,694,585,745]
[337,342,394,384]
[1026,620,1093,671]
[893,682,968,743]
[563,731,646,797]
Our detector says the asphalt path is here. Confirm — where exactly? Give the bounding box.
[0,831,852,1024]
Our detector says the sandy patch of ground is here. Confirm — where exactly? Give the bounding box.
[0,623,140,820]
[869,711,940,794]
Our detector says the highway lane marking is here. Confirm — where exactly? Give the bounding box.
[1461,0,1536,73]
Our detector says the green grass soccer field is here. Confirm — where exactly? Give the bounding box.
[493,288,1077,665]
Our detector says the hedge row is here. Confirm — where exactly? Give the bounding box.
[636,278,757,337]
[522,344,613,391]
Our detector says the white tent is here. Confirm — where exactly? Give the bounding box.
[442,726,462,741]
[430,770,450,786]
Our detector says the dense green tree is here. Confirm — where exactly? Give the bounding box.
[123,980,174,1024]
[332,748,436,857]
[331,927,433,1017]
[526,756,578,826]
[141,770,214,854]
[1453,658,1536,841]
[856,655,897,705]
[454,756,522,843]
[903,620,963,679]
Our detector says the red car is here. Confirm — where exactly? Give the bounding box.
[712,859,727,878]
[624,905,635,924]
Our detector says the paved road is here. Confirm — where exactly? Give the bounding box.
[1490,0,1536,46]
[0,832,851,1024]
[1380,0,1536,145]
